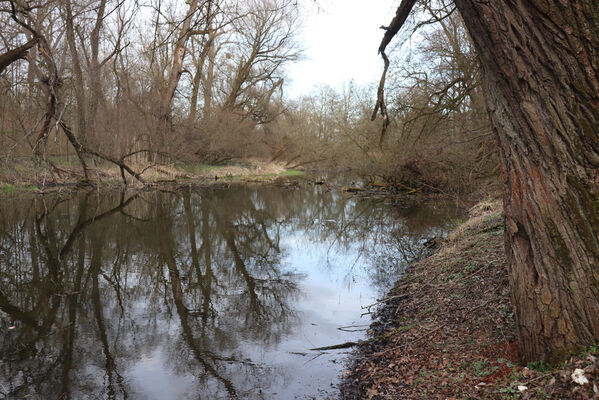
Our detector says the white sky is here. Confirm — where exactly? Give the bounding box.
[286,0,397,98]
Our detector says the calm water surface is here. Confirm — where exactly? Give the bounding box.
[0,185,462,399]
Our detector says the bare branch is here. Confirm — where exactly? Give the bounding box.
[0,36,38,73]
[373,0,417,148]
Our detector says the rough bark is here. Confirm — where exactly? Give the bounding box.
[456,0,599,363]
[379,0,599,362]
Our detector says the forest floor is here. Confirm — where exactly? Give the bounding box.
[340,200,599,400]
[0,157,306,194]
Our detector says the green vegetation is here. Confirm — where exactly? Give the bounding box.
[279,169,305,176]
[0,183,37,194]
[1,183,16,194]
[526,360,550,373]
[472,359,499,377]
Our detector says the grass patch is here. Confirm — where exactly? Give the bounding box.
[280,169,305,176]
[0,183,36,194]
[1,183,17,194]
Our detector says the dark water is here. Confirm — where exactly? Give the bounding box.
[0,185,462,399]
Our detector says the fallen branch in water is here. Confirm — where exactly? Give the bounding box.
[308,324,413,351]
[309,341,361,351]
[361,293,409,312]
[338,324,370,332]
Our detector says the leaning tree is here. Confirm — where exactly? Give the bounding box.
[376,0,599,362]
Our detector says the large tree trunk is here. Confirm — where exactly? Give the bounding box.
[454,0,599,363]
[380,0,599,362]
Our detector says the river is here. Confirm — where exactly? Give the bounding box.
[0,184,462,399]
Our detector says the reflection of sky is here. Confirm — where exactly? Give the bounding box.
[281,229,372,327]
[247,230,377,399]
[129,349,196,400]
[123,225,378,400]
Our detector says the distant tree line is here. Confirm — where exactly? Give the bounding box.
[1,0,494,193]
[0,0,300,179]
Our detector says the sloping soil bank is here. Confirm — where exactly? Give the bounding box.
[340,201,599,399]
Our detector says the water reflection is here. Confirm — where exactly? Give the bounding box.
[0,186,462,399]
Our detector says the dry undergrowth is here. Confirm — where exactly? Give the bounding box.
[0,158,289,190]
[102,159,287,182]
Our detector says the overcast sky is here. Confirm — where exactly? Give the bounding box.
[285,0,397,98]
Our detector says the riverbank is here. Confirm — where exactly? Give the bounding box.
[1,157,472,198]
[0,158,306,194]
[340,200,599,399]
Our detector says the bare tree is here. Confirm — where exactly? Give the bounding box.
[0,0,303,179]
[221,0,300,118]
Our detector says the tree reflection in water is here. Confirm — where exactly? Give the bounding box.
[0,185,462,399]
